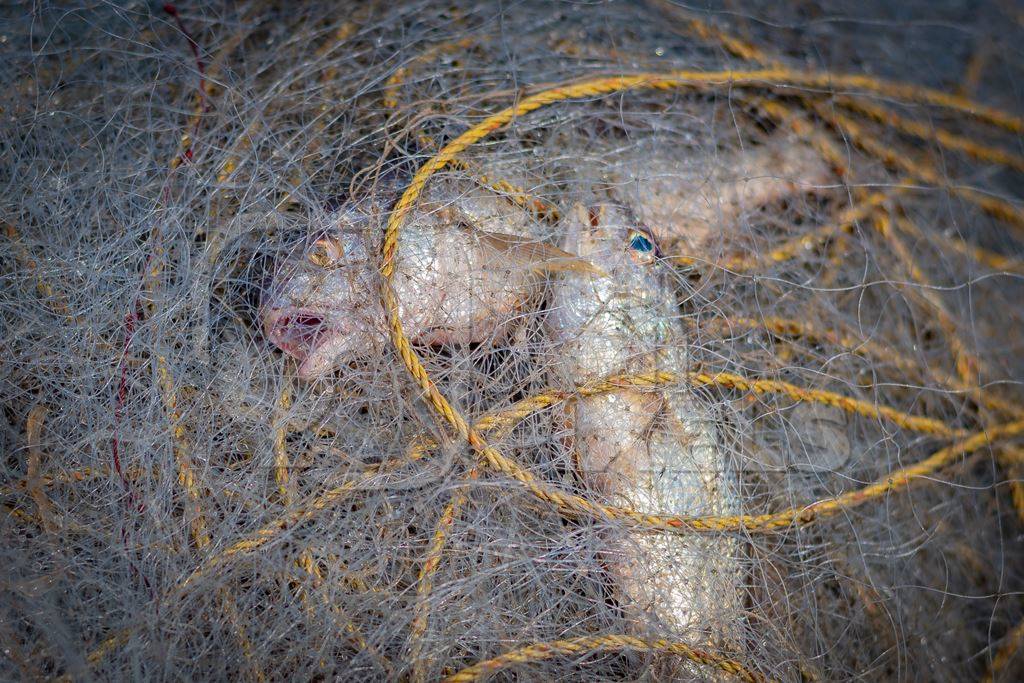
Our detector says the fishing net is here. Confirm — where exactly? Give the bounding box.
[3,1,1024,680]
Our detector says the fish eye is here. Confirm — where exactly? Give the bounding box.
[626,228,658,263]
[629,232,654,253]
[308,237,343,267]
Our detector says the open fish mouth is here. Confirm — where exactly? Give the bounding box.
[263,307,351,379]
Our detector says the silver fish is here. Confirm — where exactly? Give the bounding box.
[601,131,833,253]
[261,175,595,379]
[548,202,742,642]
[546,132,831,643]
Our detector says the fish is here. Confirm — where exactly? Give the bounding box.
[545,132,831,645]
[599,131,833,254]
[547,202,743,644]
[261,173,596,380]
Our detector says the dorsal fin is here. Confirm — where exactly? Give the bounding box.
[473,228,605,275]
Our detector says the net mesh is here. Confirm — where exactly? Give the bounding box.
[3,1,1024,681]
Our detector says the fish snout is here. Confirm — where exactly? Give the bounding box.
[261,305,360,380]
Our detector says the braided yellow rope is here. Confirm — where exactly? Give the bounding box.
[55,628,132,682]
[273,381,293,506]
[395,374,1021,532]
[984,616,1024,683]
[441,634,769,683]
[813,101,1024,233]
[672,9,1024,532]
[676,191,888,272]
[156,355,210,549]
[383,36,479,108]
[895,214,1024,277]
[295,550,393,675]
[384,35,562,223]
[838,96,1024,173]
[406,468,477,683]
[873,212,985,382]
[218,588,266,683]
[686,370,962,437]
[178,474,370,590]
[698,314,1024,420]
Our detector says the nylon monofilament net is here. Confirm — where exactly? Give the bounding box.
[3,1,1024,681]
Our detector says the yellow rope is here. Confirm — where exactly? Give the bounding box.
[405,379,1016,533]
[215,119,262,185]
[681,16,1024,394]
[273,381,293,506]
[407,468,477,682]
[698,192,888,273]
[871,213,985,383]
[383,36,479,108]
[686,370,962,437]
[1002,453,1024,528]
[156,355,210,549]
[813,102,1024,233]
[887,215,1024,515]
[699,314,1024,421]
[179,365,985,590]
[684,10,1024,171]
[957,40,992,97]
[86,630,130,666]
[218,589,266,683]
[25,405,59,533]
[178,474,367,590]
[59,627,130,680]
[677,13,1024,237]
[874,209,1024,523]
[412,130,562,223]
[302,20,362,172]
[984,616,1024,683]
[837,96,1024,173]
[295,550,393,675]
[385,32,561,224]
[894,214,1024,278]
[671,7,1024,540]
[441,634,769,683]
[175,62,1024,676]
[61,18,1024,678]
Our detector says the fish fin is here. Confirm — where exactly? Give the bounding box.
[473,228,605,276]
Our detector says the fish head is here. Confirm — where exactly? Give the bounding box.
[564,202,662,275]
[260,204,386,380]
[549,202,678,380]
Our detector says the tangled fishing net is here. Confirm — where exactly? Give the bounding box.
[4,1,1024,680]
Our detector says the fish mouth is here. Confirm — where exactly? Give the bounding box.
[263,307,351,380]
